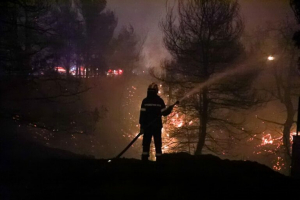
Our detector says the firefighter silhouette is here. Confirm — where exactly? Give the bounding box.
[139,82,176,162]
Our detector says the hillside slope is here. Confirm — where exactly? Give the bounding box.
[1,135,299,200]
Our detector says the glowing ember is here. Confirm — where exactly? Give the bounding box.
[251,131,296,173]
[261,134,274,145]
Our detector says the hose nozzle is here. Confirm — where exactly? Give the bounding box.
[172,100,180,107]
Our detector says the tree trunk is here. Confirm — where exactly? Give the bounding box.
[282,91,296,158]
[195,88,209,155]
[65,55,70,77]
[24,9,32,75]
[297,96,300,135]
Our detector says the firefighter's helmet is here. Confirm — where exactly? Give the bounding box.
[148,82,158,94]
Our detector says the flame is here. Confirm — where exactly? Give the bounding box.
[168,111,186,127]
[252,131,296,172]
[261,134,274,145]
[177,122,183,127]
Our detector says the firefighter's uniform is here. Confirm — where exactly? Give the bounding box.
[139,83,173,161]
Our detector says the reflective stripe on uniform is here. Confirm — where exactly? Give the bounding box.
[156,153,162,156]
[142,152,149,155]
[144,104,161,107]
[140,108,146,111]
[161,108,167,112]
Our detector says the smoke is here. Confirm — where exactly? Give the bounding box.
[106,0,174,69]
[106,0,293,70]
[239,0,293,33]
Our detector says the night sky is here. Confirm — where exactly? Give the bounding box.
[106,0,294,69]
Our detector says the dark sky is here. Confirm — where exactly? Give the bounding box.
[106,0,295,68]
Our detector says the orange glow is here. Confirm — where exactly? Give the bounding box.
[261,134,273,145]
[252,131,296,172]
[107,69,123,76]
[55,66,66,73]
[177,122,183,127]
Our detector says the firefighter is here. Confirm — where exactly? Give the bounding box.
[139,82,176,162]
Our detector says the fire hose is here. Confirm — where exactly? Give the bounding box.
[114,100,180,159]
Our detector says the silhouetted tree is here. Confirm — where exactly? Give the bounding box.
[80,0,117,77]
[49,1,84,77]
[291,0,300,47]
[0,0,52,76]
[158,0,262,155]
[245,20,300,175]
[106,25,145,75]
[291,0,300,74]
[0,0,109,149]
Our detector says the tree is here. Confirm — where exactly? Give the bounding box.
[106,25,143,75]
[291,0,300,74]
[239,20,300,175]
[291,0,300,47]
[80,0,117,77]
[49,1,84,77]
[0,0,53,76]
[158,0,262,155]
[0,0,109,153]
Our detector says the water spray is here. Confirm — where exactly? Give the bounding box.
[178,60,268,102]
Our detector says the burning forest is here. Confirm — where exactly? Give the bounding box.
[1,0,300,199]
